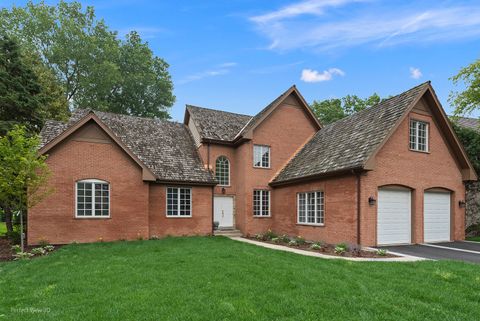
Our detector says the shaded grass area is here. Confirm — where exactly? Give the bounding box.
[467,236,480,242]
[0,223,6,236]
[1,237,480,321]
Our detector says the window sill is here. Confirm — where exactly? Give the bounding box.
[165,215,192,218]
[253,215,271,218]
[75,216,111,220]
[296,223,325,227]
[409,148,430,154]
[253,166,271,170]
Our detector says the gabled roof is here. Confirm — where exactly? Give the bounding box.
[185,85,321,144]
[186,105,252,142]
[272,81,477,185]
[235,85,321,139]
[456,116,479,131]
[39,109,216,185]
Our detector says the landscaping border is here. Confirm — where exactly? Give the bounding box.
[230,237,428,262]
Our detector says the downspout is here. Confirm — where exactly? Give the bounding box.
[211,185,215,235]
[355,171,362,245]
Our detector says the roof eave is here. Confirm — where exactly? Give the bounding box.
[270,166,365,187]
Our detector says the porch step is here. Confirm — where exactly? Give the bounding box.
[214,229,243,238]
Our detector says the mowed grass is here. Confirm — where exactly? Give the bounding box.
[467,236,480,242]
[1,237,480,321]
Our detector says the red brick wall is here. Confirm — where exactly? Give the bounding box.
[238,102,318,235]
[148,185,213,237]
[360,110,466,246]
[271,175,358,244]
[28,136,150,245]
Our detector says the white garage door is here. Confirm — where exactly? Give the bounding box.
[377,189,412,245]
[424,192,451,243]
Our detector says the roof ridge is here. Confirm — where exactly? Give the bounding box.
[73,108,184,126]
[186,104,252,118]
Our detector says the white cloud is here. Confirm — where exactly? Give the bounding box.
[410,67,423,79]
[250,0,367,24]
[301,68,345,82]
[250,2,480,51]
[178,62,237,84]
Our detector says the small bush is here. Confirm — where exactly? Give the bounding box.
[377,249,387,256]
[264,229,277,240]
[11,244,21,253]
[254,233,264,241]
[279,234,290,243]
[310,243,322,250]
[31,247,47,256]
[295,236,306,245]
[288,240,298,247]
[334,243,348,255]
[271,237,280,244]
[6,230,21,244]
[149,235,160,240]
[44,245,55,252]
[13,252,34,260]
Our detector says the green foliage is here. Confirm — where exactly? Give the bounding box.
[0,35,68,135]
[0,1,175,118]
[334,243,348,255]
[311,93,381,125]
[294,235,306,245]
[10,244,21,253]
[278,234,290,243]
[450,59,480,115]
[263,229,277,240]
[377,249,387,256]
[0,126,52,217]
[310,242,323,250]
[451,122,480,174]
[30,247,47,255]
[13,251,34,260]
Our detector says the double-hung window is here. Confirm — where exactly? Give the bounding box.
[253,145,270,168]
[253,190,270,217]
[167,187,192,217]
[76,179,110,218]
[409,120,428,152]
[297,191,324,225]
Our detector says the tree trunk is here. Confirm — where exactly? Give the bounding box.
[4,206,13,234]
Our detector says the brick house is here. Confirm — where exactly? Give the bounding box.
[29,82,477,246]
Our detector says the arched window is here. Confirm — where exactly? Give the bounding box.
[215,156,230,186]
[76,179,110,218]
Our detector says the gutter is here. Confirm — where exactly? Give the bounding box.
[355,170,362,245]
[270,167,365,187]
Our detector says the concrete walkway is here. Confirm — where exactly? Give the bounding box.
[229,237,427,262]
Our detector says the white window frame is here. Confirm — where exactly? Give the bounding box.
[166,187,192,218]
[409,119,429,152]
[75,179,110,219]
[297,191,324,226]
[253,190,271,217]
[215,156,230,186]
[253,145,271,168]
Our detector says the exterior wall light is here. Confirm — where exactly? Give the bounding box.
[368,196,376,206]
[459,200,466,208]
[221,187,226,194]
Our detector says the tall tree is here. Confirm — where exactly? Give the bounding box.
[0,35,42,134]
[311,93,381,124]
[0,126,51,240]
[0,35,67,134]
[0,0,175,118]
[450,59,480,116]
[451,121,480,174]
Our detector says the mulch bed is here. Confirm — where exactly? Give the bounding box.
[0,237,62,262]
[245,236,397,259]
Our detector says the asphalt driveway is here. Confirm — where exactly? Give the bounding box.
[380,241,480,264]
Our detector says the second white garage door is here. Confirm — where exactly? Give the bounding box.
[424,192,451,243]
[377,189,412,245]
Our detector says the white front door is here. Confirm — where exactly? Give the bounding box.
[214,196,234,228]
[377,189,412,245]
[424,192,451,243]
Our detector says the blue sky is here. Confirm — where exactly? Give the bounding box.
[4,0,480,121]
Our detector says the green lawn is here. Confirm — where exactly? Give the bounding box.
[0,223,6,236]
[467,236,480,242]
[1,237,479,321]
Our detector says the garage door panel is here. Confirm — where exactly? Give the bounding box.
[424,192,450,243]
[377,189,411,245]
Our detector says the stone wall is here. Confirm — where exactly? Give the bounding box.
[466,181,480,228]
